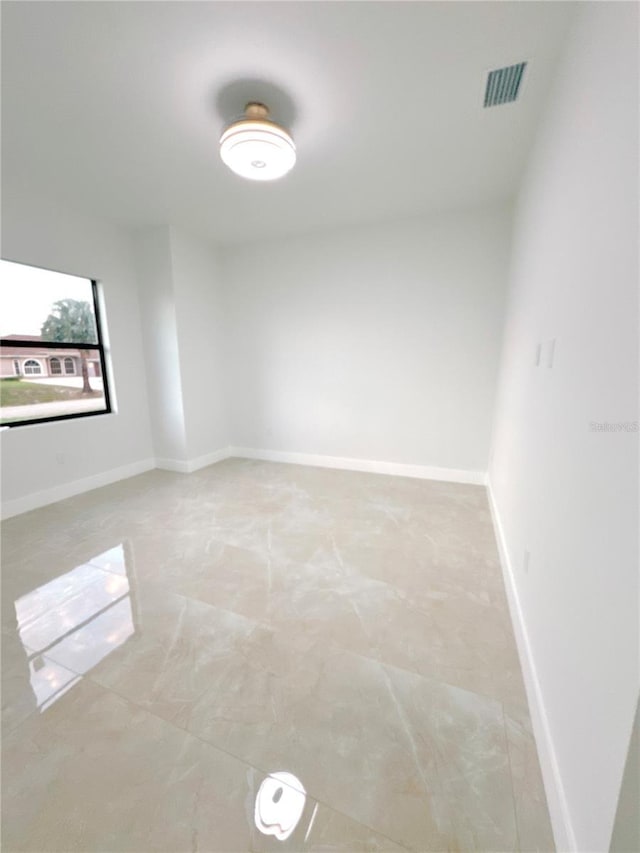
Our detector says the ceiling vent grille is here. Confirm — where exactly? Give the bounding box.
[484,62,527,107]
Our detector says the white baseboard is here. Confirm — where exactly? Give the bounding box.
[229,446,485,485]
[486,478,576,852]
[0,458,156,520]
[155,447,230,474]
[154,457,189,473]
[1,445,481,519]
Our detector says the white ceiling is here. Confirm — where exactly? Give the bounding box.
[2,1,577,244]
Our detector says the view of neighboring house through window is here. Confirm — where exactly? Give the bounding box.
[0,259,111,427]
[23,359,42,375]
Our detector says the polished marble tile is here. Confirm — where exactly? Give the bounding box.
[346,579,528,708]
[221,646,518,851]
[504,704,556,852]
[1,633,81,735]
[382,663,518,851]
[176,642,456,850]
[2,678,405,853]
[1,458,554,851]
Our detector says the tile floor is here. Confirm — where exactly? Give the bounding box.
[1,459,554,852]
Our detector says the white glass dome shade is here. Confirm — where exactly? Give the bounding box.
[220,102,296,181]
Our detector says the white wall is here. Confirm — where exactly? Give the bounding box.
[488,4,639,851]
[133,226,229,470]
[1,187,154,515]
[134,226,188,464]
[222,205,511,475]
[170,228,229,460]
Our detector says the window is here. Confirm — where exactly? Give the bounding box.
[23,359,43,375]
[0,259,112,427]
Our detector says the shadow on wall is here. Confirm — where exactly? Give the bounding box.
[609,697,640,852]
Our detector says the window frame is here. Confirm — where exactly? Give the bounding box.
[23,359,44,376]
[1,267,112,429]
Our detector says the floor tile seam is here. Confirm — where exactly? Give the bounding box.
[109,590,516,718]
[271,545,502,597]
[8,597,520,738]
[395,579,510,612]
[500,701,523,853]
[116,557,399,642]
[365,651,516,716]
[16,614,515,750]
[135,512,496,553]
[4,567,124,625]
[1,649,85,738]
[127,567,387,629]
[122,576,275,633]
[85,560,131,578]
[13,516,500,583]
[1,703,41,739]
[73,672,416,853]
[179,537,498,611]
[382,599,517,650]
[381,642,525,700]
[1,544,128,580]
[376,663,449,811]
[372,655,524,846]
[15,612,330,679]
[102,586,515,717]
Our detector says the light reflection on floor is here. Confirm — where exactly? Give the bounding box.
[2,461,555,851]
[24,657,81,714]
[13,544,135,712]
[254,771,308,841]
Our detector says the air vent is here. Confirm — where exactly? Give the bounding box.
[484,62,527,107]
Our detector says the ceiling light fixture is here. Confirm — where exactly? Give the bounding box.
[219,102,296,181]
